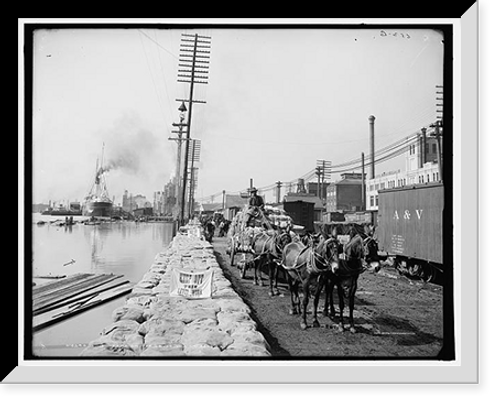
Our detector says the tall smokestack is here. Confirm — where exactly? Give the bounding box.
[369,115,376,179]
[421,127,427,166]
[361,152,365,210]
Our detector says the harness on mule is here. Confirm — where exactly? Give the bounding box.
[281,241,336,286]
[280,245,309,284]
[251,231,277,261]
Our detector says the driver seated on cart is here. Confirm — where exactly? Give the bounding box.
[245,187,265,227]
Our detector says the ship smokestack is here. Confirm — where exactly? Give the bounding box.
[369,115,376,179]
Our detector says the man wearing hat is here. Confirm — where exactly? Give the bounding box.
[245,187,265,227]
[248,187,264,209]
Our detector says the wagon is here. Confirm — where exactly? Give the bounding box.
[377,182,444,282]
[227,226,258,266]
[226,211,259,270]
[226,206,294,273]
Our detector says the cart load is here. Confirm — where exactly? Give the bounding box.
[227,205,304,266]
[229,205,294,234]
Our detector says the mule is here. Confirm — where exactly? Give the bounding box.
[245,230,292,297]
[363,235,381,272]
[300,232,325,247]
[328,232,368,333]
[309,230,372,333]
[280,237,340,330]
[302,234,336,320]
[299,224,379,333]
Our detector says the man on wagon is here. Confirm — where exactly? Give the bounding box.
[245,187,265,227]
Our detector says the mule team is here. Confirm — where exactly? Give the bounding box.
[226,222,380,333]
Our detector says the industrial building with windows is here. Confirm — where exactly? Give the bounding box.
[366,125,441,211]
[325,172,364,213]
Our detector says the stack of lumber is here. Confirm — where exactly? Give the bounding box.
[33,273,132,332]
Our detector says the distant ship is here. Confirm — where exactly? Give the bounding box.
[46,208,83,216]
[41,202,82,216]
[83,145,113,217]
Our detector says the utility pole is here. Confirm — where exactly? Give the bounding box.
[169,102,188,222]
[436,84,444,183]
[436,120,443,182]
[316,159,331,201]
[177,33,211,225]
[187,139,201,218]
[436,85,444,121]
[315,166,323,199]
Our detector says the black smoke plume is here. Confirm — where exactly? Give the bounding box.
[101,113,162,176]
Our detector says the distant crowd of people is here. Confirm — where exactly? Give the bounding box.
[200,214,231,242]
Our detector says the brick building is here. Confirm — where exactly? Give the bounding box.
[325,172,364,213]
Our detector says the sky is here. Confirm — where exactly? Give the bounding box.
[29,24,444,205]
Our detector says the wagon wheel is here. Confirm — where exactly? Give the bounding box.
[240,253,248,279]
[230,237,236,266]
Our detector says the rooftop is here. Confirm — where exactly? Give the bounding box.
[284,193,323,209]
[225,194,247,208]
[340,172,363,180]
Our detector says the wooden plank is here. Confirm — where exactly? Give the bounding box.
[33,276,122,314]
[32,273,109,298]
[32,274,111,307]
[33,275,67,279]
[33,277,129,315]
[32,274,113,302]
[32,274,93,298]
[32,274,106,302]
[33,283,133,332]
[33,274,122,313]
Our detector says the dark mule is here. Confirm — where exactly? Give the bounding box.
[311,223,380,332]
[328,232,368,333]
[246,230,292,297]
[280,238,340,330]
[300,231,323,247]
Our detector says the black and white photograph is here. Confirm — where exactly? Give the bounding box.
[11,12,481,387]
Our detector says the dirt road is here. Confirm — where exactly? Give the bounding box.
[212,237,446,359]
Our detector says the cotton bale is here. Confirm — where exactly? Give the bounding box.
[112,305,147,324]
[140,344,185,357]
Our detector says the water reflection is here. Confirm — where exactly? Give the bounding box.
[32,216,175,282]
[31,215,175,357]
[72,221,175,279]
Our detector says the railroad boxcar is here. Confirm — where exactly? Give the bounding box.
[283,201,315,232]
[377,182,444,281]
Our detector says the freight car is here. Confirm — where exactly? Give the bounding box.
[283,201,315,233]
[376,182,444,282]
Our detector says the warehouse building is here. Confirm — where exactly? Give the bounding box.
[366,126,442,211]
[325,172,364,213]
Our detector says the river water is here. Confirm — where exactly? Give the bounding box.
[30,213,176,357]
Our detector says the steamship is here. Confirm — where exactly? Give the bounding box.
[83,146,113,217]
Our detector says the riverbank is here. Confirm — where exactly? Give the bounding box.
[79,225,270,357]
